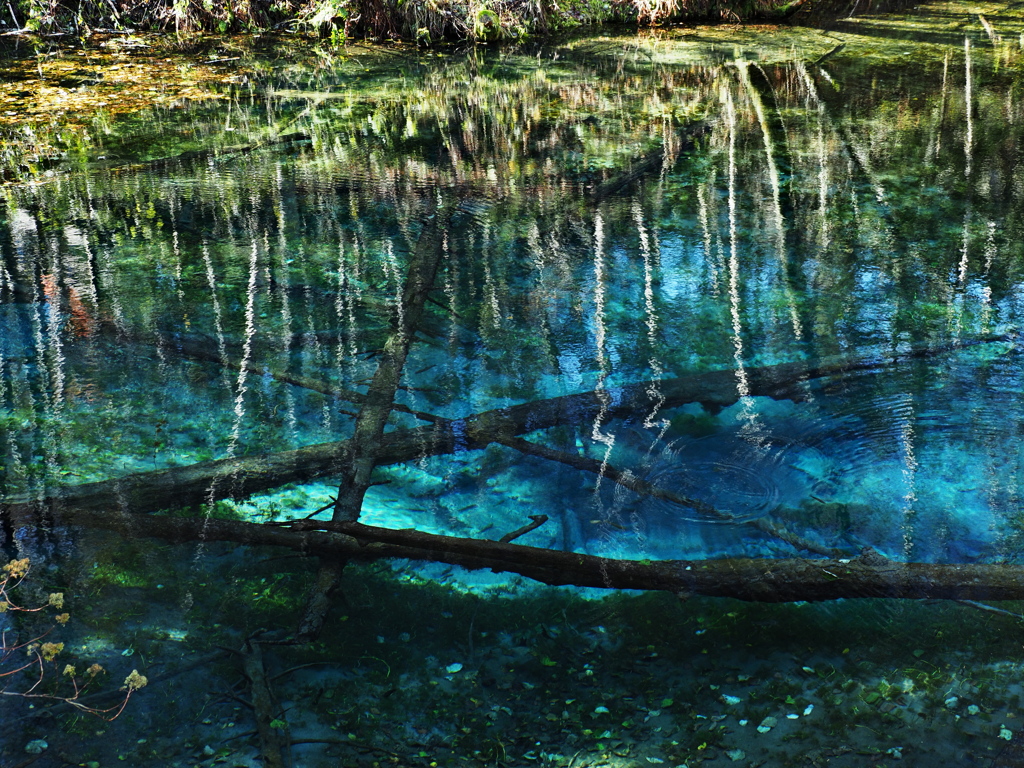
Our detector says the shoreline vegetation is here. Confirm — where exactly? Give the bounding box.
[0,0,916,45]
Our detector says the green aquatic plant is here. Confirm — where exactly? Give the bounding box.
[471,3,502,40]
[668,410,719,438]
[89,563,149,589]
[168,500,248,521]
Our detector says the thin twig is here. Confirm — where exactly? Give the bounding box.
[956,599,1024,620]
[300,499,338,520]
[499,515,549,543]
[289,738,402,757]
[270,661,346,683]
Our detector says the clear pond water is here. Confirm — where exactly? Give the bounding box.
[3,6,1024,766]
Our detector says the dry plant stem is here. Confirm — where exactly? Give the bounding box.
[0,652,139,720]
[0,570,136,720]
[0,651,46,690]
[0,634,136,720]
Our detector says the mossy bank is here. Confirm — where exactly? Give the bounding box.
[2,0,918,45]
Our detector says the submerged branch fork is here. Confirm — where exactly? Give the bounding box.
[498,514,549,543]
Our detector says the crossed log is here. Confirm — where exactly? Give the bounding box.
[0,139,1018,605]
[2,334,1019,604]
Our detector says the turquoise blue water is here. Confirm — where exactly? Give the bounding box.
[3,15,1024,766]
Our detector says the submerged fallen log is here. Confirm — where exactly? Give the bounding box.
[112,131,313,172]
[0,334,1013,532]
[588,122,708,201]
[240,633,290,768]
[61,509,1024,604]
[330,199,453,523]
[294,196,454,640]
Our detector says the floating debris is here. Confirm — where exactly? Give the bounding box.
[757,716,778,733]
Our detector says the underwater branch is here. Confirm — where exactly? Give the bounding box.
[496,434,841,557]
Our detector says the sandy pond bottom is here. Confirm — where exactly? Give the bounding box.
[2,533,1024,768]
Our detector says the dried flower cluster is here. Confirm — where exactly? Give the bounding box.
[0,557,139,720]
